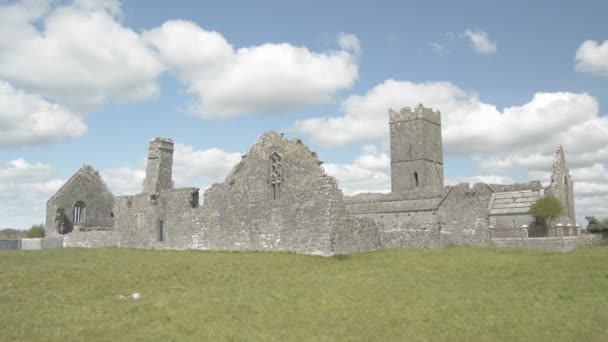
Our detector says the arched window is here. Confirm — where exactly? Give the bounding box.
[414,172,419,188]
[269,152,283,200]
[73,201,85,224]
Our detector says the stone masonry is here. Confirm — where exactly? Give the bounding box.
[45,104,578,255]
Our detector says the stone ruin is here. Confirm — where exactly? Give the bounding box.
[45,104,578,255]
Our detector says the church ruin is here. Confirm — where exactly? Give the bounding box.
[45,104,578,255]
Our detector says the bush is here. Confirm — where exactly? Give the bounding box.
[586,216,608,233]
[529,195,564,228]
[25,224,45,238]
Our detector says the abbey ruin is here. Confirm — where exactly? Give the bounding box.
[45,104,580,255]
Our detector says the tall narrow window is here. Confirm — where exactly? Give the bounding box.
[269,152,283,200]
[157,220,164,241]
[73,201,85,224]
[408,145,413,159]
[414,172,419,188]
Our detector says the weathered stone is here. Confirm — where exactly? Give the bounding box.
[45,104,578,255]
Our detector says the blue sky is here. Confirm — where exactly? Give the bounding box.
[1,0,607,229]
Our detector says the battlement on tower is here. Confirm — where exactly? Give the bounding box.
[389,104,441,125]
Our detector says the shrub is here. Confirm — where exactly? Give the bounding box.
[529,195,564,228]
[25,224,45,238]
[586,216,608,233]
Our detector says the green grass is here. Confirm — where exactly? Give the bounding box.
[1,246,607,341]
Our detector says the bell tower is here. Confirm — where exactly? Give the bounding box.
[389,104,444,193]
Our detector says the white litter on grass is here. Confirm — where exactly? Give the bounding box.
[119,292,141,300]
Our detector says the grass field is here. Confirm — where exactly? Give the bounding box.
[1,246,607,341]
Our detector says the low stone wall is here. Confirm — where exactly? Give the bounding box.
[63,230,121,248]
[20,237,63,250]
[492,234,605,252]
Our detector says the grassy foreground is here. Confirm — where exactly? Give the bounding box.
[1,246,607,341]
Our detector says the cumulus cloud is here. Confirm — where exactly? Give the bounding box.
[295,79,605,158]
[0,81,87,147]
[296,79,608,223]
[338,33,361,55]
[0,159,64,229]
[575,39,608,76]
[172,144,241,188]
[100,166,146,196]
[464,29,497,55]
[0,0,164,111]
[101,143,241,195]
[445,175,516,186]
[323,145,391,195]
[143,20,359,118]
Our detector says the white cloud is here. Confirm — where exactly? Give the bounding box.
[323,145,391,195]
[575,39,608,76]
[295,79,604,158]
[428,42,448,54]
[0,0,164,110]
[445,175,516,186]
[143,20,359,118]
[296,79,608,223]
[0,81,87,147]
[100,167,146,196]
[0,159,64,229]
[101,143,241,195]
[172,144,241,188]
[338,33,361,55]
[464,29,497,55]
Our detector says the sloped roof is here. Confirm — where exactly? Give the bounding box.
[488,190,541,216]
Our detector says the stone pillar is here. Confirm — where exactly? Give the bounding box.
[521,224,529,240]
[488,225,495,240]
[566,223,573,237]
[575,224,581,236]
[556,223,564,239]
[143,138,174,194]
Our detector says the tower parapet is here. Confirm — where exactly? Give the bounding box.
[389,104,444,193]
[142,137,174,194]
[389,104,441,126]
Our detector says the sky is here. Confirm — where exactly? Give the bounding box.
[1,0,607,229]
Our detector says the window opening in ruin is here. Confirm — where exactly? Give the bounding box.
[270,152,283,200]
[157,220,164,242]
[73,201,85,224]
[414,172,419,187]
[408,145,412,159]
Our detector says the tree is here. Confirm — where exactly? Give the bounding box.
[529,195,564,228]
[25,224,45,238]
[585,216,608,233]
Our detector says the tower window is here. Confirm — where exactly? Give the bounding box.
[414,172,419,188]
[73,201,85,224]
[157,220,164,241]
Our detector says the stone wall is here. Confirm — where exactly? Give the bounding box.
[547,146,576,225]
[389,105,443,193]
[63,230,121,248]
[192,132,353,256]
[45,165,114,237]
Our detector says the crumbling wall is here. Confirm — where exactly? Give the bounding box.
[332,217,382,254]
[547,146,576,225]
[436,183,493,245]
[108,188,201,249]
[345,188,446,248]
[45,165,114,237]
[193,132,349,256]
